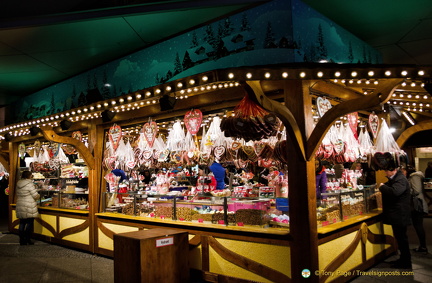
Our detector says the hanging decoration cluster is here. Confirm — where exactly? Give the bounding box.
[220,93,279,141]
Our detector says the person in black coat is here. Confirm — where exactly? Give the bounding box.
[379,166,412,269]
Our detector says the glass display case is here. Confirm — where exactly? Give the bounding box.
[29,162,90,211]
[102,191,289,229]
[318,187,373,227]
[38,190,89,210]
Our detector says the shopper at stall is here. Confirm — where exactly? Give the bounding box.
[197,164,217,193]
[210,162,226,190]
[401,165,428,254]
[315,158,327,200]
[379,164,412,269]
[425,161,432,179]
[16,170,40,245]
[141,169,153,184]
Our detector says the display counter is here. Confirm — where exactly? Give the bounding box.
[10,204,92,251]
[93,197,393,283]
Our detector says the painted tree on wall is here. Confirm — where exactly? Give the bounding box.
[204,25,217,49]
[174,52,182,75]
[317,24,327,60]
[191,31,199,48]
[264,22,276,48]
[240,13,251,31]
[182,51,193,71]
[348,41,354,63]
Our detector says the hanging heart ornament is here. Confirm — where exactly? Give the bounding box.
[72,131,82,141]
[184,109,202,135]
[33,140,41,157]
[347,112,358,138]
[368,113,379,139]
[142,121,158,148]
[316,97,332,117]
[18,143,26,159]
[213,145,226,160]
[108,123,122,151]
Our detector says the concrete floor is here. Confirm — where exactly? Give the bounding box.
[0,216,431,283]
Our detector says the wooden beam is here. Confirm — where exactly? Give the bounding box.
[39,126,95,169]
[245,81,306,160]
[306,79,401,160]
[396,120,432,147]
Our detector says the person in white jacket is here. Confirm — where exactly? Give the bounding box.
[15,170,39,245]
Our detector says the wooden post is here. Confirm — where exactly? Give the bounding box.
[284,80,320,282]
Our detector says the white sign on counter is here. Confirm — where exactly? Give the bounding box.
[155,237,174,247]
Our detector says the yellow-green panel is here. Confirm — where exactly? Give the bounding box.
[59,217,89,244]
[319,223,391,282]
[319,232,360,282]
[188,233,202,270]
[366,223,392,260]
[36,214,56,237]
[209,238,290,282]
[97,222,140,251]
[12,210,19,230]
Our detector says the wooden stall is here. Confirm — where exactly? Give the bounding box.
[4,64,432,282]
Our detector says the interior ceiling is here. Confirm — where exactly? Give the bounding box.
[0,0,432,108]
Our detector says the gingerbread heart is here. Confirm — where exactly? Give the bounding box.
[347,112,358,139]
[231,141,242,151]
[18,143,26,159]
[72,131,82,141]
[142,121,158,148]
[108,124,122,151]
[316,97,332,117]
[213,145,226,160]
[368,113,379,139]
[184,109,202,135]
[142,149,153,160]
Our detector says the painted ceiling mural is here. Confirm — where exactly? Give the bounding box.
[11,0,381,123]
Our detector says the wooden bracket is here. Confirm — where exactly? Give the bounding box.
[244,80,306,161]
[39,126,95,169]
[306,79,401,160]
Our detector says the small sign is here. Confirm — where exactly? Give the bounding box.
[198,219,203,223]
[156,237,174,248]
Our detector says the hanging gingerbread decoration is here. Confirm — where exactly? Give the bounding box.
[184,109,203,135]
[108,123,122,151]
[347,112,359,139]
[142,119,158,148]
[368,113,379,139]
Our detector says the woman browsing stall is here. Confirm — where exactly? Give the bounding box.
[15,170,40,245]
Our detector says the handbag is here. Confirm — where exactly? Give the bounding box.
[410,191,424,213]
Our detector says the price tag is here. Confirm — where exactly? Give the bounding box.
[218,220,225,225]
[237,222,244,226]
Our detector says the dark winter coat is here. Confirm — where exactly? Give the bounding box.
[379,170,411,226]
[315,167,327,199]
[16,178,39,219]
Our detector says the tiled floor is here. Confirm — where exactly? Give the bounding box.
[0,217,431,282]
